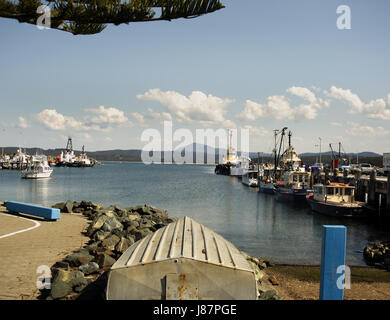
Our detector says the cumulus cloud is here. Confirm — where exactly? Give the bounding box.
[137,89,234,126]
[146,108,172,121]
[345,122,390,137]
[36,109,84,131]
[237,86,327,121]
[243,125,269,137]
[328,86,390,120]
[85,106,130,128]
[330,122,342,127]
[36,106,131,132]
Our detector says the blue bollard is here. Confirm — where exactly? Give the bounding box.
[320,225,347,300]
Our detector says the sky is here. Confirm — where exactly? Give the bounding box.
[0,0,389,154]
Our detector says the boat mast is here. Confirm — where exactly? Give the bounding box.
[319,137,322,164]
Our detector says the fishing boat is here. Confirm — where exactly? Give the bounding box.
[242,170,258,187]
[230,156,251,177]
[21,156,53,179]
[275,169,312,201]
[306,183,366,217]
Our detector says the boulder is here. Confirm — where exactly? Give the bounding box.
[64,200,73,213]
[96,253,116,268]
[115,237,133,254]
[64,250,94,267]
[87,215,110,235]
[102,217,123,233]
[259,289,282,300]
[50,269,87,299]
[79,262,100,275]
[101,234,121,251]
[52,202,65,211]
[93,230,111,242]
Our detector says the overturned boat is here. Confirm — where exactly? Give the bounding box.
[106,216,258,300]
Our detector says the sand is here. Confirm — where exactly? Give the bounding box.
[0,206,89,300]
[267,265,390,300]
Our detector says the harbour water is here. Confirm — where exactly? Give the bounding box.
[1,162,389,265]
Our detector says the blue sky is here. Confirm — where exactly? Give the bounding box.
[0,0,389,154]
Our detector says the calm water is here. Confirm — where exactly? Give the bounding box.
[1,162,389,265]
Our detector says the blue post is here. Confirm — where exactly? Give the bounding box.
[319,225,347,300]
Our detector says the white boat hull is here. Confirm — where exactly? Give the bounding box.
[21,170,52,179]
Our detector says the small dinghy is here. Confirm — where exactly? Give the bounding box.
[106,216,258,300]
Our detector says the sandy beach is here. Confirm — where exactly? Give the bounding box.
[267,265,390,300]
[0,205,89,299]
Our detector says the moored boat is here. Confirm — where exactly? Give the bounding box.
[307,183,366,217]
[21,156,53,179]
[242,170,258,187]
[275,169,312,201]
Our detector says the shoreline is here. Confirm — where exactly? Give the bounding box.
[1,200,389,300]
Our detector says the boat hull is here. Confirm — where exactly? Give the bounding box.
[21,172,52,179]
[259,182,275,195]
[276,187,310,201]
[307,197,366,218]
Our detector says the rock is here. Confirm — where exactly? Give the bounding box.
[101,234,121,251]
[102,217,123,233]
[79,262,100,275]
[52,261,70,270]
[93,230,111,242]
[259,257,275,267]
[259,289,282,300]
[50,269,87,299]
[51,280,72,299]
[52,202,65,211]
[64,250,94,267]
[64,200,73,213]
[268,275,279,286]
[132,228,152,241]
[96,253,116,268]
[89,215,110,233]
[115,237,133,254]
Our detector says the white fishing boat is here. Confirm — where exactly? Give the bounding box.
[230,156,251,177]
[242,170,258,187]
[21,156,53,179]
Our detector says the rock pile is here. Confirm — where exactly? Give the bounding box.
[45,200,282,300]
[363,241,390,270]
[46,201,174,300]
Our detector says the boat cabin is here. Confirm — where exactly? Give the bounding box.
[313,183,355,203]
[283,171,310,188]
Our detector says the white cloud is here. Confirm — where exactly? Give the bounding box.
[330,122,342,127]
[345,122,390,137]
[243,125,269,137]
[137,89,234,126]
[85,106,130,128]
[131,112,146,125]
[146,108,172,121]
[237,87,327,121]
[36,109,84,131]
[17,116,28,129]
[104,137,113,142]
[328,86,390,120]
[36,106,132,132]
